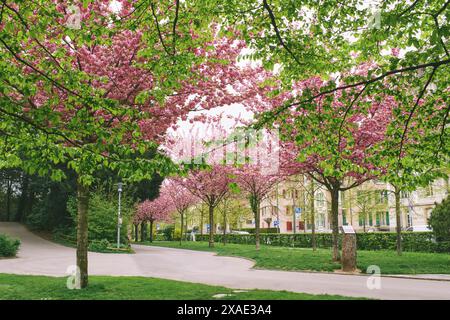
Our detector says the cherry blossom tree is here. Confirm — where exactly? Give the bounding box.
[233,164,284,250]
[255,65,398,262]
[160,178,198,244]
[0,1,241,288]
[135,194,173,243]
[175,165,233,248]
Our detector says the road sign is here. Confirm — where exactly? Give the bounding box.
[295,207,302,219]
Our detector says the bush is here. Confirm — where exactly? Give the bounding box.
[88,239,110,252]
[0,234,21,257]
[67,192,133,244]
[429,196,450,242]
[162,225,175,241]
[192,232,450,253]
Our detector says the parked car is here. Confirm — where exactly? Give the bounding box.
[405,225,432,232]
[230,230,250,235]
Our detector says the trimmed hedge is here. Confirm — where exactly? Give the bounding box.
[238,228,279,234]
[189,232,450,253]
[0,234,21,257]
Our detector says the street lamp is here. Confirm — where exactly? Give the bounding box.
[117,182,123,249]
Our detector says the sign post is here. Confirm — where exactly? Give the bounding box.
[294,207,301,234]
[117,182,123,249]
[340,225,357,272]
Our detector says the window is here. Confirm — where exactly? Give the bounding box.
[379,190,388,203]
[316,192,325,207]
[282,189,286,198]
[375,212,381,226]
[385,212,390,226]
[358,214,364,226]
[369,213,373,226]
[400,191,410,199]
[342,210,348,226]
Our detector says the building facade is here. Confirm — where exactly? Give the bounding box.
[252,175,449,233]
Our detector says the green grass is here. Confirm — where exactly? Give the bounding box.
[143,241,450,275]
[0,274,356,300]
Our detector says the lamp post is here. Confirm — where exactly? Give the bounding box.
[117,182,123,249]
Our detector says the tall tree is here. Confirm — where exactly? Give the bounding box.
[161,178,198,244]
[0,0,221,288]
[175,165,232,248]
[233,164,283,250]
[135,194,173,243]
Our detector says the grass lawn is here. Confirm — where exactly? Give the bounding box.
[0,274,355,300]
[143,241,450,275]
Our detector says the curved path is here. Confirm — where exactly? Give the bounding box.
[1,222,449,300]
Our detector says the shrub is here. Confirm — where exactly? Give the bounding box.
[162,225,175,241]
[88,239,110,252]
[67,192,133,244]
[429,196,450,242]
[193,232,450,253]
[0,234,21,257]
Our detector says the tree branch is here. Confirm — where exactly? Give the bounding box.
[259,59,450,126]
[262,0,305,68]
[397,66,437,164]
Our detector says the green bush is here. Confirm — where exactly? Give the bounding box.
[429,196,450,241]
[192,232,449,253]
[67,192,133,244]
[0,234,21,257]
[162,225,175,241]
[88,239,110,252]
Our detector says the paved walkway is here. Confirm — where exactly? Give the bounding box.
[1,222,450,300]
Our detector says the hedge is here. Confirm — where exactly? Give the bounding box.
[238,228,279,234]
[188,232,450,253]
[0,234,21,257]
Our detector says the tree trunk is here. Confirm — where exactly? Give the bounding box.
[222,206,227,245]
[140,222,147,242]
[16,173,29,222]
[249,194,261,250]
[200,206,204,236]
[134,224,139,242]
[208,204,214,248]
[222,212,227,244]
[254,199,261,251]
[76,179,89,289]
[149,220,154,243]
[394,185,402,256]
[310,179,316,251]
[6,179,12,221]
[180,212,184,245]
[363,211,366,232]
[330,187,341,262]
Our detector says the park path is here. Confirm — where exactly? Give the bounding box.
[1,222,450,300]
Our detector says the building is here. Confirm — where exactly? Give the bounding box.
[253,175,449,233]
